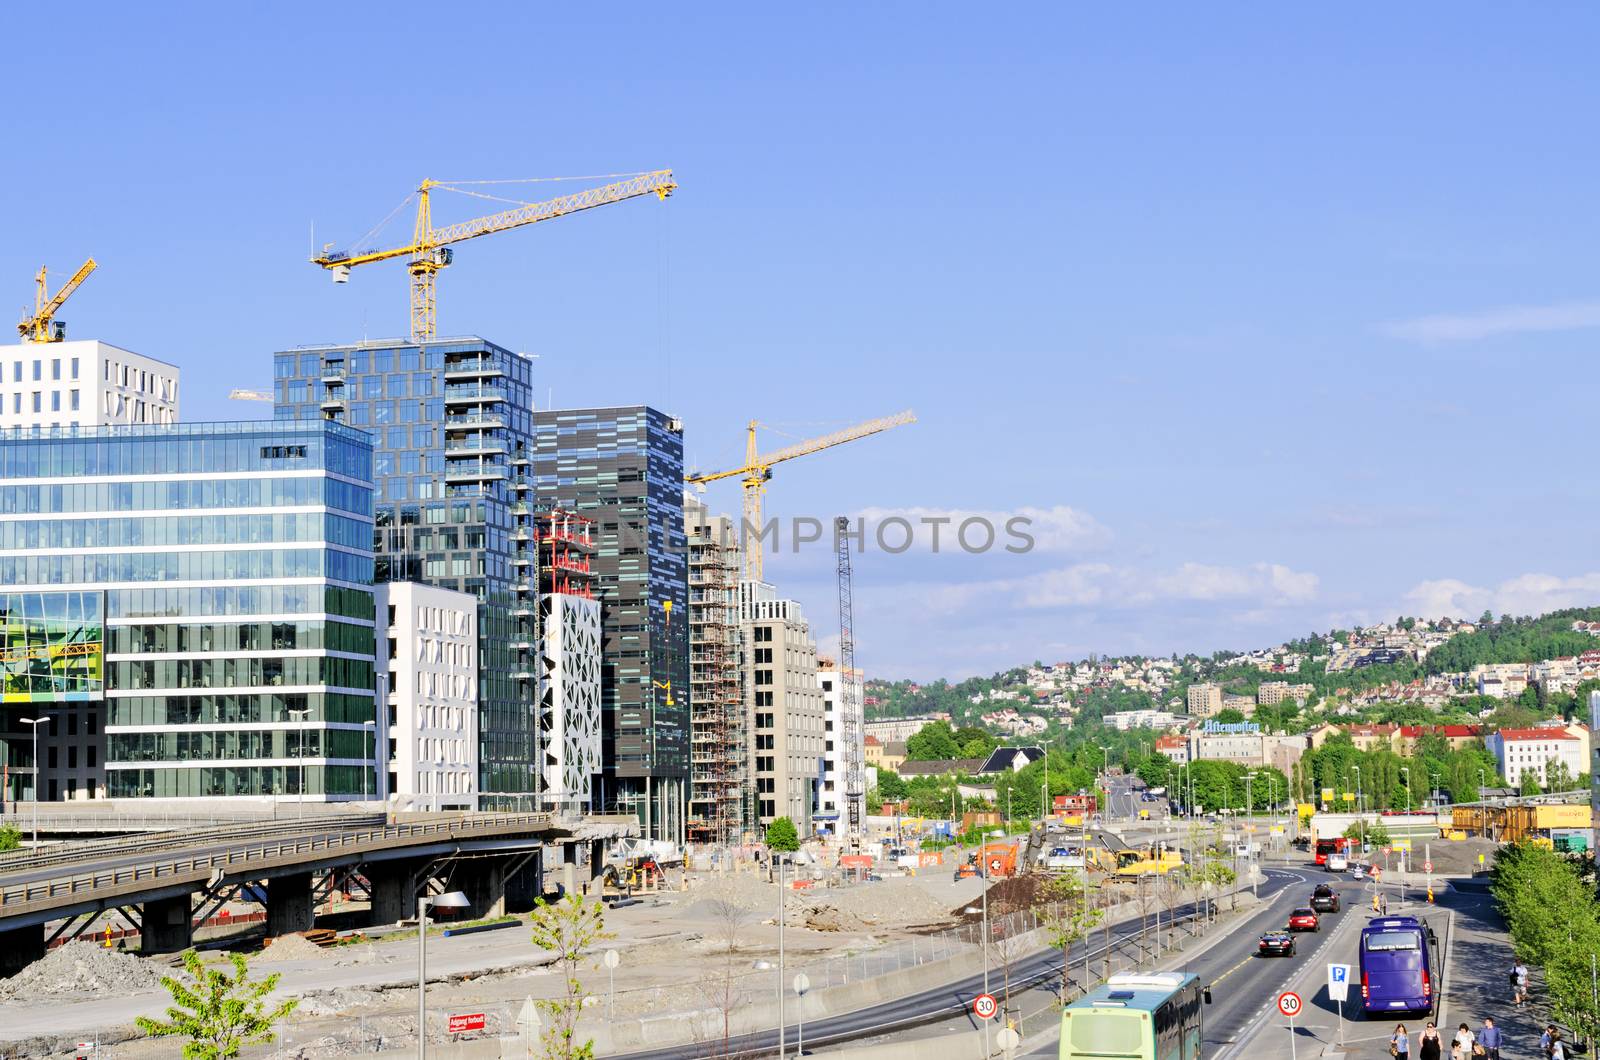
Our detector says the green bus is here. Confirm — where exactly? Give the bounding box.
[1060,972,1211,1060]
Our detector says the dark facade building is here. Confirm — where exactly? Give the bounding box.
[532,406,688,839]
[0,420,376,802]
[274,337,541,807]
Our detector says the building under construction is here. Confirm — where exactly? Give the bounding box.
[685,497,748,844]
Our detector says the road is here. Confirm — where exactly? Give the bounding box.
[619,871,1306,1059]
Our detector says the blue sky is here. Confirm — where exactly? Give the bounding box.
[7,4,1598,680]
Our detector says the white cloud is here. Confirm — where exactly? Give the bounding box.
[1382,299,1600,344]
[893,560,1319,616]
[852,504,1110,554]
[1403,572,1600,620]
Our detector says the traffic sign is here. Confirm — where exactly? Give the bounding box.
[973,993,999,1020]
[1327,964,1351,1003]
[448,1012,486,1034]
[1277,991,1303,1018]
[1424,859,1433,872]
[996,1027,1021,1051]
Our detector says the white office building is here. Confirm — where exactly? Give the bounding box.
[0,340,178,430]
[539,592,602,813]
[376,581,478,811]
[1485,727,1586,790]
[818,663,867,834]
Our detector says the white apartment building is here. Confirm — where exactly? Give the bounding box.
[539,592,602,813]
[0,340,178,429]
[740,581,826,838]
[818,663,867,834]
[1186,682,1224,718]
[862,714,951,744]
[376,582,478,811]
[1591,692,1600,852]
[1485,727,1585,789]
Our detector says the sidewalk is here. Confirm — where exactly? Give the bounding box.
[1432,881,1549,1060]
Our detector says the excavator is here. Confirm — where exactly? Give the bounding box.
[589,855,666,904]
[1113,843,1184,878]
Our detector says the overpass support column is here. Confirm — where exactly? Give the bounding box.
[459,859,507,920]
[562,842,579,897]
[0,924,44,976]
[142,894,194,954]
[367,860,423,926]
[266,872,315,937]
[589,839,604,880]
[505,849,542,912]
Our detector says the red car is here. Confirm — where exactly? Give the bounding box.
[1288,907,1320,932]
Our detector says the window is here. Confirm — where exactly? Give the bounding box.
[70,357,78,379]
[51,359,60,380]
[50,391,60,412]
[31,392,41,412]
[32,360,41,381]
[10,362,17,382]
[69,389,80,411]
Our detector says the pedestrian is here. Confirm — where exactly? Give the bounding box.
[1549,1029,1567,1060]
[1419,1022,1444,1060]
[1451,1023,1475,1060]
[1390,1023,1411,1058]
[1514,960,1530,1006]
[1477,1016,1500,1060]
[1540,1025,1555,1054]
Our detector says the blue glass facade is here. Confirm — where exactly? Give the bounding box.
[532,406,689,837]
[274,338,540,807]
[0,421,377,802]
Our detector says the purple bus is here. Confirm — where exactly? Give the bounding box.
[1359,916,1436,1017]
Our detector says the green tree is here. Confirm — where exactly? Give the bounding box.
[764,816,800,852]
[135,951,297,1059]
[0,824,19,853]
[529,895,615,1060]
[1213,708,1247,724]
[905,721,962,761]
[1543,757,1578,793]
[874,767,908,801]
[1519,770,1542,797]
[1039,871,1103,1001]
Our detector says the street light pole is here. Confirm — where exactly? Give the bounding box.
[363,719,377,802]
[20,716,52,846]
[417,890,469,1058]
[778,853,787,1060]
[289,707,312,815]
[1400,767,1410,814]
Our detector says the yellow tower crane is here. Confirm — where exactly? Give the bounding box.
[18,258,97,342]
[686,410,916,582]
[310,170,676,342]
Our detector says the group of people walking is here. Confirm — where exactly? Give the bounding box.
[1389,1019,1504,1059]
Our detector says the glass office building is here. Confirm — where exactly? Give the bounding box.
[274,337,541,807]
[531,406,689,840]
[0,421,376,802]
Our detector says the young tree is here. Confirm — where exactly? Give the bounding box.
[1039,871,1103,1002]
[1519,770,1543,797]
[0,824,19,853]
[529,894,615,1060]
[135,951,297,1060]
[764,816,800,853]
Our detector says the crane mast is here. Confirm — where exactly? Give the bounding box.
[836,516,866,845]
[18,258,97,342]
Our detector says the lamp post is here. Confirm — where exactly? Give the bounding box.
[1400,767,1411,814]
[416,890,470,1058]
[978,827,1004,1058]
[289,707,312,816]
[363,719,377,802]
[20,716,52,846]
[1352,765,1363,851]
[777,853,789,1060]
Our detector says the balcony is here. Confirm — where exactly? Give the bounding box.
[319,394,346,411]
[511,640,534,651]
[443,384,507,405]
[512,580,533,594]
[512,670,535,681]
[445,438,509,456]
[444,412,505,430]
[513,556,531,567]
[444,465,509,484]
[320,366,346,385]
[511,606,535,618]
[512,528,531,542]
[444,357,505,380]
[511,480,532,492]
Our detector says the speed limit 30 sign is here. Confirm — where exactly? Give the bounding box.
[973,993,999,1020]
[1277,991,1302,1018]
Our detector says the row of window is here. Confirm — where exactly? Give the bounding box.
[0,431,369,483]
[109,691,374,728]
[109,727,371,764]
[3,389,81,415]
[106,585,374,621]
[0,512,370,552]
[108,619,374,657]
[0,477,370,518]
[111,655,374,692]
[0,547,373,587]
[8,356,79,382]
[107,764,373,799]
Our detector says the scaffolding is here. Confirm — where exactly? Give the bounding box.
[685,510,746,845]
[534,509,596,599]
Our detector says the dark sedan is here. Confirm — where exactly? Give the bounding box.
[1258,931,1297,957]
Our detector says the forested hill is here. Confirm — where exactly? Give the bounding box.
[1423,607,1600,674]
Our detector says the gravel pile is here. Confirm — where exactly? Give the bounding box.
[259,933,334,962]
[0,943,166,999]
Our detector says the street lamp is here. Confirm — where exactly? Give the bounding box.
[288,707,312,816]
[417,890,470,1058]
[1352,765,1363,850]
[977,828,1005,1057]
[20,716,52,846]
[1400,767,1411,813]
[362,719,378,802]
